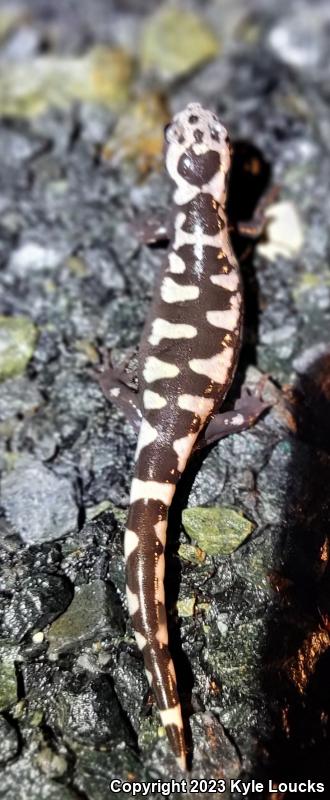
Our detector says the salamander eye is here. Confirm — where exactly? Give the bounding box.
[210,128,220,142]
[164,123,185,144]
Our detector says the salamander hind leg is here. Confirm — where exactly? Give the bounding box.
[195,378,272,450]
[91,348,142,431]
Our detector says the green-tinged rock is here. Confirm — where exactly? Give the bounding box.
[0,315,37,381]
[47,579,124,655]
[293,271,330,302]
[102,92,169,175]
[0,46,133,118]
[182,506,254,556]
[177,596,195,617]
[30,709,44,727]
[205,618,266,691]
[138,713,160,749]
[36,747,68,778]
[85,500,112,521]
[178,542,206,563]
[141,7,218,80]
[0,648,17,710]
[86,501,126,526]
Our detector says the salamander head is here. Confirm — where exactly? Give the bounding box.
[164,102,231,205]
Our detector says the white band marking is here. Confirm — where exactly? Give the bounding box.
[126,586,139,616]
[159,704,184,729]
[134,631,147,650]
[143,356,179,383]
[143,390,167,409]
[168,252,186,273]
[210,272,239,290]
[161,276,199,303]
[124,529,139,560]
[206,303,240,331]
[149,318,197,346]
[189,347,234,384]
[135,418,158,460]
[130,479,176,505]
[154,519,167,546]
[178,394,214,419]
[173,432,198,472]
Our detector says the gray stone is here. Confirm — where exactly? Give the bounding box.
[0,715,19,764]
[1,456,78,543]
[48,579,124,654]
[2,574,73,641]
[0,376,42,422]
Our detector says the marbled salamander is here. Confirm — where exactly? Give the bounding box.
[97,103,269,770]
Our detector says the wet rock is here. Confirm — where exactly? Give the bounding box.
[140,7,218,81]
[2,574,73,642]
[190,712,240,781]
[204,613,267,692]
[53,673,133,747]
[188,448,227,506]
[1,456,78,544]
[47,579,124,654]
[0,715,19,764]
[73,745,139,799]
[112,648,147,733]
[1,747,78,800]
[0,645,17,710]
[0,316,37,381]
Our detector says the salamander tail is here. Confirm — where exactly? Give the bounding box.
[124,492,187,768]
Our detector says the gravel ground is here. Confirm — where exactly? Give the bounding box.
[0,1,330,798]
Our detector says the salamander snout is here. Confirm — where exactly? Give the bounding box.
[164,102,229,154]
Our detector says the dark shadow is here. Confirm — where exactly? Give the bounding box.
[228,141,272,383]
[261,350,330,789]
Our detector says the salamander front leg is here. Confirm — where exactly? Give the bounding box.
[237,185,280,239]
[91,349,142,432]
[195,380,271,450]
[131,216,170,245]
